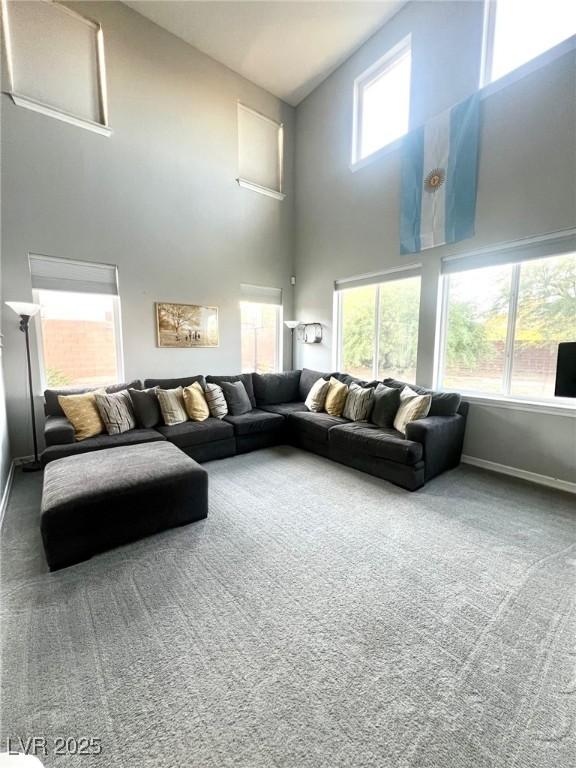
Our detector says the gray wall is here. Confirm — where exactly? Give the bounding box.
[294,1,576,483]
[1,1,295,458]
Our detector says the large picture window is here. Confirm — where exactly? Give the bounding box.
[337,271,421,381]
[438,252,576,400]
[240,283,283,374]
[482,0,576,85]
[30,255,123,389]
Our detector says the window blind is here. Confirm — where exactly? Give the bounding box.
[5,0,105,125]
[334,265,421,291]
[240,284,282,306]
[29,254,118,296]
[441,230,576,274]
[238,104,283,193]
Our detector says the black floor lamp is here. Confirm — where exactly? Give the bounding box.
[6,301,42,472]
[284,320,300,370]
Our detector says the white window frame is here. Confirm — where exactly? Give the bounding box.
[351,34,411,171]
[32,288,125,392]
[0,0,111,136]
[240,301,283,374]
[335,264,422,380]
[479,0,576,91]
[435,253,576,414]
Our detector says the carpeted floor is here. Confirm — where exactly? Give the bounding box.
[1,446,575,768]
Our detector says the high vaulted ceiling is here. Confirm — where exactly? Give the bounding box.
[124,1,406,105]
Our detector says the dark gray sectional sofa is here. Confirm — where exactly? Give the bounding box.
[41,369,468,491]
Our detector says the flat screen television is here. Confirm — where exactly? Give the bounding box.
[555,342,576,397]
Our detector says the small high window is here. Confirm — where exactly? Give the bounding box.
[352,36,411,166]
[482,0,576,84]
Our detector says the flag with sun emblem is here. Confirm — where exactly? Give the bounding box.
[400,93,480,254]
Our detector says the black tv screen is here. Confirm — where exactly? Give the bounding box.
[555,342,576,397]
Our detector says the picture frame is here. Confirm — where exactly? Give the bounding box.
[155,302,219,348]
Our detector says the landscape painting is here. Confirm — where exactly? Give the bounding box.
[156,302,219,348]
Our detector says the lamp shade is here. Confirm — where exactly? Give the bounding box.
[5,301,41,317]
[284,320,301,330]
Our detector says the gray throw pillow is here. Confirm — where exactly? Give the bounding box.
[129,387,161,429]
[95,390,136,435]
[220,380,252,416]
[371,384,401,428]
[342,382,374,421]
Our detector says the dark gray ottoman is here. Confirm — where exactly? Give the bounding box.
[41,442,208,570]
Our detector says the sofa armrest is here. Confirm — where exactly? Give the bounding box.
[405,414,466,481]
[45,415,75,446]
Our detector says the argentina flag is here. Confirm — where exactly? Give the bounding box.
[400,93,480,254]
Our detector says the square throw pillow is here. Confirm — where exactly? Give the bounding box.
[129,387,161,429]
[157,386,188,426]
[95,390,136,435]
[393,386,432,435]
[58,390,105,441]
[204,383,228,419]
[183,381,210,422]
[342,382,375,421]
[220,380,252,416]
[305,378,330,412]
[371,384,401,428]
[324,377,348,417]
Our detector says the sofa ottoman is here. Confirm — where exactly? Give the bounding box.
[41,442,208,571]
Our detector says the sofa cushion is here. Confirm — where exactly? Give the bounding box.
[299,368,334,401]
[206,374,256,407]
[253,371,301,405]
[224,409,284,436]
[330,423,423,465]
[129,387,162,429]
[143,375,205,390]
[95,390,137,435]
[220,380,252,415]
[41,428,166,465]
[58,390,105,441]
[382,378,461,417]
[156,418,234,448]
[259,402,308,416]
[45,380,142,418]
[371,384,401,428]
[289,411,348,443]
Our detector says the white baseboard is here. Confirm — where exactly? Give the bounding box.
[0,460,16,532]
[461,455,576,495]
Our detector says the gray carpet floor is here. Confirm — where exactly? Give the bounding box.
[1,446,575,768]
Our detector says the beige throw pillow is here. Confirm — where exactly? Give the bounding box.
[157,387,188,426]
[305,378,330,412]
[324,377,348,417]
[58,389,105,441]
[393,386,432,435]
[183,382,210,422]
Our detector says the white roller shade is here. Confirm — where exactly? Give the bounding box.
[29,254,118,296]
[4,0,106,126]
[335,265,421,291]
[238,104,283,195]
[240,284,282,306]
[442,230,576,274]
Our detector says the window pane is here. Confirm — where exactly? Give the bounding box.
[360,48,411,159]
[37,289,119,388]
[491,0,576,82]
[340,285,376,380]
[378,276,420,382]
[511,254,576,398]
[443,265,512,394]
[241,302,279,374]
